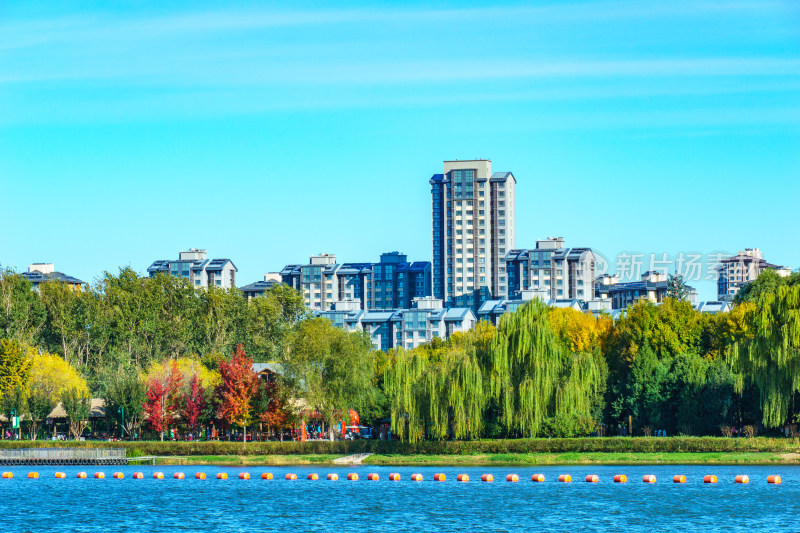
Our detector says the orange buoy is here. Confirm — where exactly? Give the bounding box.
[531,474,545,482]
[132,472,144,479]
[113,472,124,479]
[642,475,656,483]
[195,472,206,480]
[285,473,297,480]
[28,472,39,479]
[558,474,571,483]
[410,473,423,482]
[457,474,469,482]
[613,475,627,483]
[735,475,749,484]
[76,472,87,479]
[239,472,250,480]
[94,472,105,479]
[216,473,228,480]
[767,475,781,485]
[174,472,185,480]
[434,473,446,482]
[153,472,164,479]
[481,474,494,482]
[55,472,66,479]
[367,473,379,481]
[1,472,12,479]
[307,473,319,480]
[327,473,338,481]
[347,473,359,481]
[506,474,519,483]
[704,475,717,484]
[261,472,273,480]
[673,475,686,484]
[389,473,401,481]
[585,475,599,483]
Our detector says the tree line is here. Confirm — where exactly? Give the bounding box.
[0,265,798,441]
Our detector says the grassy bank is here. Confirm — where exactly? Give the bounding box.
[147,451,800,466]
[0,437,800,458]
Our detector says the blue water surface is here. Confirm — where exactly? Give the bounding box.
[1,464,798,532]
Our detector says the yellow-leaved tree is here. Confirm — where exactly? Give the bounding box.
[28,350,89,439]
[142,357,220,392]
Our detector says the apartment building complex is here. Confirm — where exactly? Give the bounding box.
[715,248,788,301]
[147,249,237,288]
[430,159,515,310]
[317,297,475,351]
[505,237,596,302]
[280,252,431,311]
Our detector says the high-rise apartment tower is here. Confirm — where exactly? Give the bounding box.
[430,159,516,309]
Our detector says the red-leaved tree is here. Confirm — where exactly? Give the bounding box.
[216,343,260,441]
[257,380,293,441]
[183,373,206,435]
[143,361,183,441]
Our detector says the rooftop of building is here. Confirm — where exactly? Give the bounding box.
[147,257,236,273]
[238,279,280,292]
[20,270,85,286]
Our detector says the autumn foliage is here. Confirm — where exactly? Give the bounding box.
[182,373,206,432]
[216,343,260,430]
[143,361,183,440]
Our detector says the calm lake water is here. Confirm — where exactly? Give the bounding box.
[1,464,799,532]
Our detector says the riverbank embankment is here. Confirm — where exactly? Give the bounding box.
[1,437,798,466]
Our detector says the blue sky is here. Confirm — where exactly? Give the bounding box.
[1,0,798,301]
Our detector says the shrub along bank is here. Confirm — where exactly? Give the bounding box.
[0,437,797,457]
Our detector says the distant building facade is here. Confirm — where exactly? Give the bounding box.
[147,249,237,288]
[595,271,697,310]
[239,273,284,301]
[715,248,788,301]
[280,252,431,311]
[430,159,516,311]
[505,237,596,303]
[21,264,84,292]
[317,297,475,351]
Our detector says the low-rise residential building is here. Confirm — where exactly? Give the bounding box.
[478,290,602,324]
[21,263,84,292]
[281,252,432,311]
[505,238,596,303]
[595,271,697,310]
[147,249,237,288]
[316,297,475,351]
[715,248,788,301]
[239,278,281,301]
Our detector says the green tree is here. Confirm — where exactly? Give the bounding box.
[734,269,798,304]
[665,274,690,301]
[103,370,146,438]
[488,300,603,438]
[39,281,86,364]
[729,285,800,427]
[0,270,46,347]
[0,338,32,407]
[245,284,308,361]
[281,318,375,440]
[61,387,91,440]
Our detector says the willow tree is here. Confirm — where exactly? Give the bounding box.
[384,348,428,442]
[489,300,603,437]
[729,285,800,427]
[385,341,487,442]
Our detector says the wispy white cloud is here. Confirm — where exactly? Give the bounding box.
[2,56,799,86]
[0,0,790,49]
